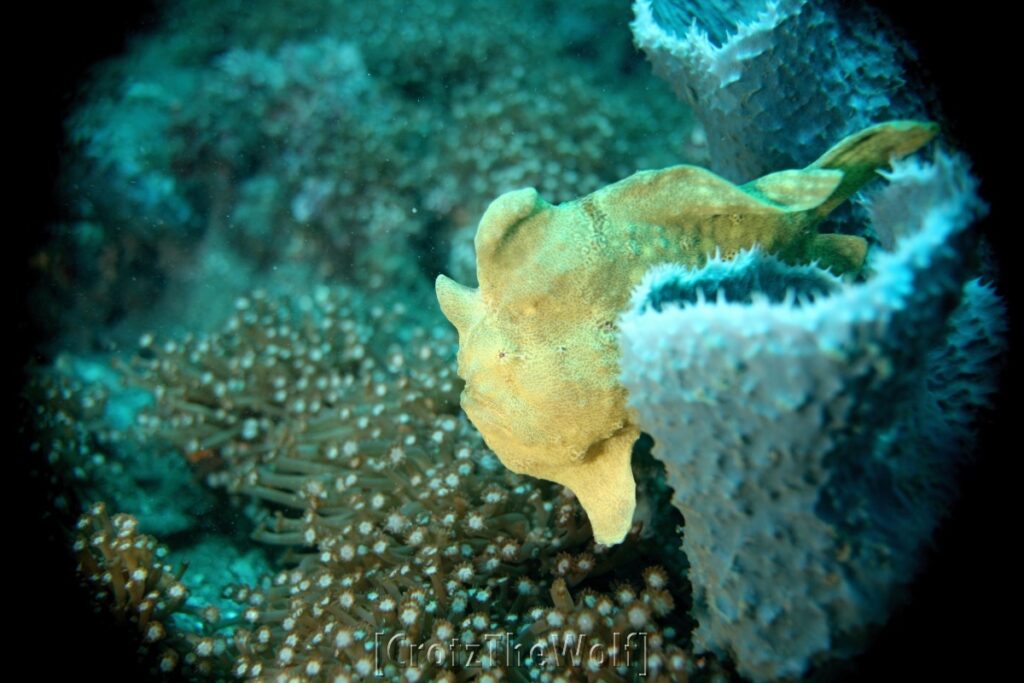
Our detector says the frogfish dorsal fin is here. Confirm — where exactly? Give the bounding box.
[741,169,843,212]
[808,120,939,217]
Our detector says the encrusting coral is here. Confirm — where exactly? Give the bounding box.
[436,120,936,545]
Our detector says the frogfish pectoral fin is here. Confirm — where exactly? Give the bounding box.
[545,424,641,546]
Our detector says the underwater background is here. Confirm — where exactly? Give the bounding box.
[18,1,1014,681]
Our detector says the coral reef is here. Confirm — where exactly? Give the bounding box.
[26,1,1006,681]
[436,120,934,545]
[58,285,708,681]
[37,0,691,349]
[124,285,461,489]
[618,152,1006,680]
[74,503,219,676]
[30,356,217,536]
[29,2,724,678]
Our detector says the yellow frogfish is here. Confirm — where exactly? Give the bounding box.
[436,121,936,544]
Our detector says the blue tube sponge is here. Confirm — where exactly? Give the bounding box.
[631,0,930,182]
[618,152,1006,680]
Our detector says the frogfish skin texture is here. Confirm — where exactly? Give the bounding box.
[435,120,936,545]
